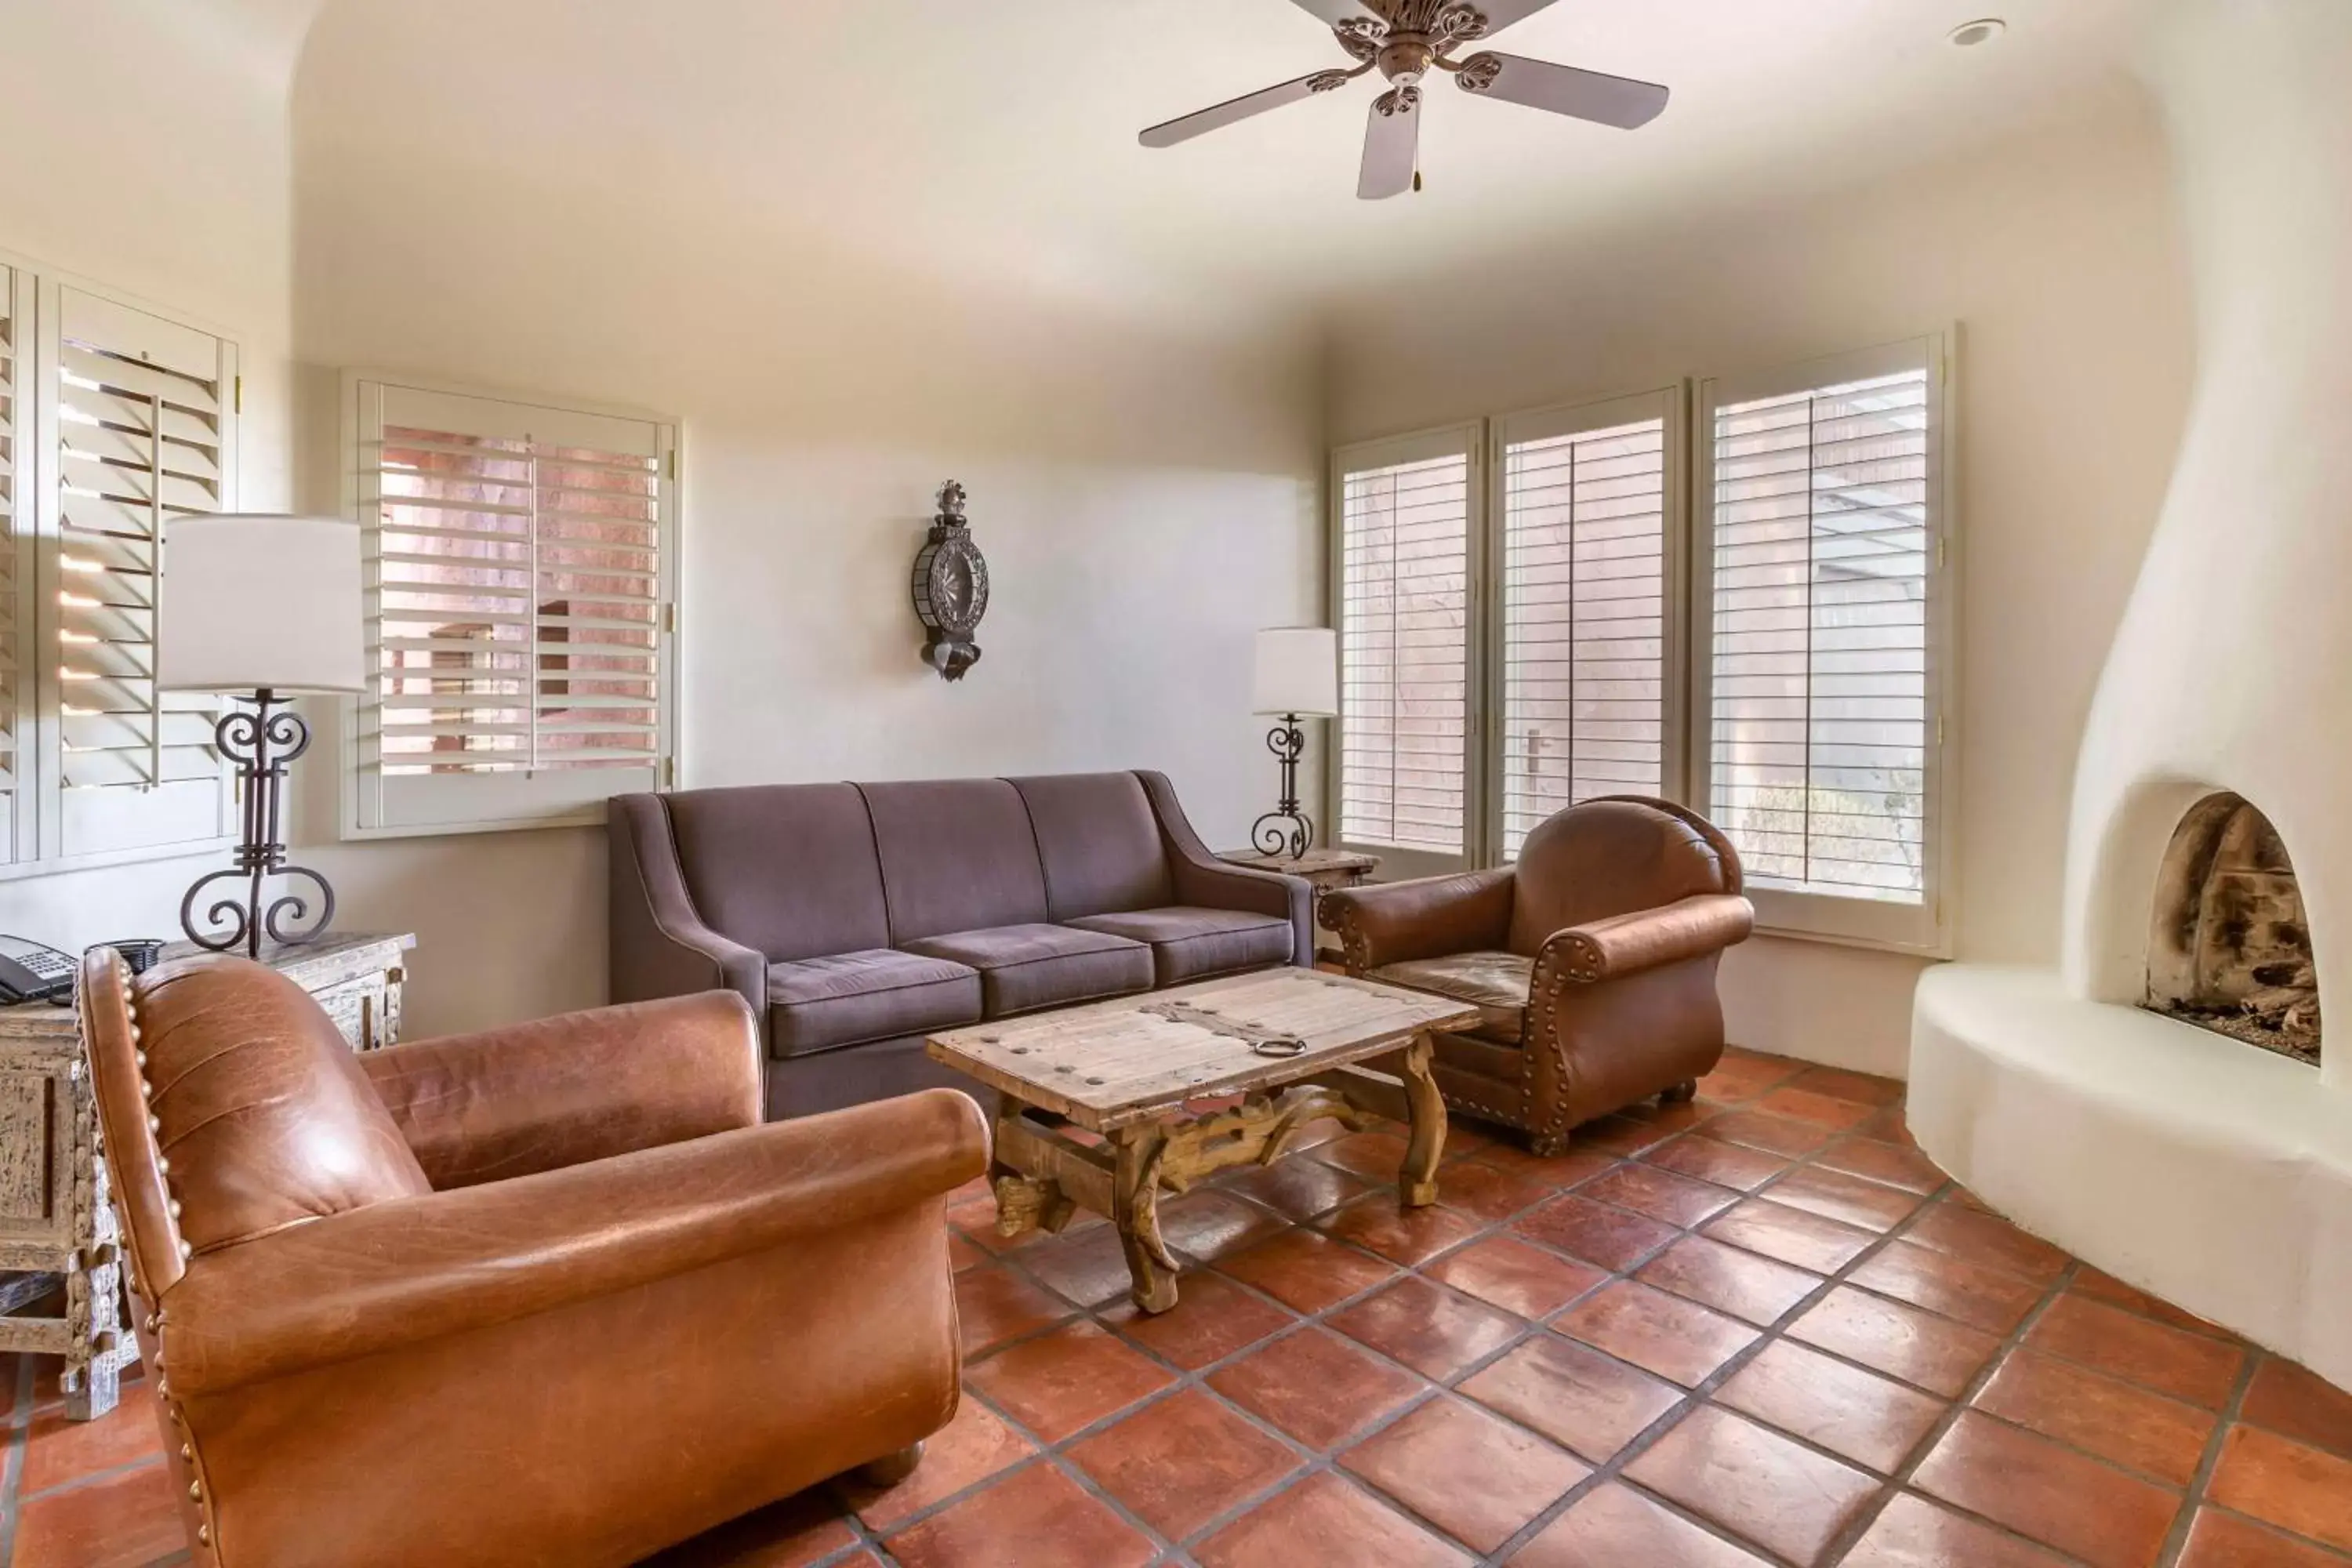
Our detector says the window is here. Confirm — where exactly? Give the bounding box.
[1694,338,1951,953]
[345,375,678,838]
[1327,336,1954,951]
[1492,390,1680,859]
[18,278,239,873]
[1331,425,1479,878]
[0,254,245,881]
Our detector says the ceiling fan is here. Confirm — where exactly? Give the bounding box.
[1138,0,1669,199]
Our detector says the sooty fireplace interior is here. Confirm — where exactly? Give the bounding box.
[2145,792,2321,1066]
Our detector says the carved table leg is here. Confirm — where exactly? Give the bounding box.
[1396,1033,1448,1209]
[1112,1123,1180,1315]
[64,1087,129,1421]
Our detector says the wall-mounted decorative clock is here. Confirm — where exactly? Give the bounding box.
[911,480,989,681]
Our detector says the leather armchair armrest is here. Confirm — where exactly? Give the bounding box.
[161,1088,989,1398]
[1323,869,1516,972]
[1135,770,1315,966]
[361,992,763,1190]
[608,793,771,1018]
[1541,894,1755,983]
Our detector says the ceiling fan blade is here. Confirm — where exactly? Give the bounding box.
[1358,85,1422,201]
[1284,0,1381,23]
[1463,0,1566,34]
[1140,69,1359,148]
[1454,52,1669,129]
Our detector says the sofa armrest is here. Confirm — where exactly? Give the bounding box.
[1134,770,1314,967]
[361,992,762,1190]
[160,1087,989,1398]
[1323,869,1516,972]
[1540,894,1755,983]
[608,793,769,1018]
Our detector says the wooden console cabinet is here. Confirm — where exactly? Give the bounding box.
[0,933,413,1418]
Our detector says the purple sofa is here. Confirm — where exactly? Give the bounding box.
[608,771,1312,1120]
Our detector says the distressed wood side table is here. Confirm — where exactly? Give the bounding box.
[0,932,413,1418]
[927,968,1477,1313]
[1216,847,1380,965]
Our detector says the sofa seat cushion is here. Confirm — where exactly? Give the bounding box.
[1062,906,1294,986]
[1369,952,1531,1044]
[899,924,1153,1018]
[767,949,982,1059]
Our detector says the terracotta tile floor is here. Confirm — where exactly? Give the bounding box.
[10,1049,2352,1567]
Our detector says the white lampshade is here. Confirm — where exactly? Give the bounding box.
[157,514,365,695]
[1252,627,1338,717]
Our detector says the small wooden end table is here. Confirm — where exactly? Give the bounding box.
[1215,847,1380,964]
[927,969,1478,1313]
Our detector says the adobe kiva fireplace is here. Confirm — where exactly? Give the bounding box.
[1909,0,2352,1392]
[2147,794,2320,1067]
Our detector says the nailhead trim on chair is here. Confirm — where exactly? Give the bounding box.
[1526,944,1585,1152]
[1337,912,1552,1145]
[115,953,220,1565]
[1330,906,1374,976]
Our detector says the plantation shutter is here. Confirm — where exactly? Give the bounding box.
[1696,337,1949,952]
[1333,425,1480,876]
[1494,390,1678,860]
[0,267,20,862]
[44,285,236,861]
[349,377,677,837]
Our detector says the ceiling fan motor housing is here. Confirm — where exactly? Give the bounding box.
[1377,39,1436,83]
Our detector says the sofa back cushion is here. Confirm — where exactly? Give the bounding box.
[665,783,891,960]
[131,957,431,1254]
[1508,797,1738,955]
[1007,772,1174,920]
[861,778,1051,941]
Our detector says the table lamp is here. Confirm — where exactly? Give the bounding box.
[156,515,364,958]
[1250,627,1339,858]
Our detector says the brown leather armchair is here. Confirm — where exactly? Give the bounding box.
[78,950,988,1568]
[1323,797,1755,1156]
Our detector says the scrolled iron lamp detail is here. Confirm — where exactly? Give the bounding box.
[179,689,336,959]
[1251,717,1315,859]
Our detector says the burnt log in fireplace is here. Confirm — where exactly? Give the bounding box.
[2145,793,2320,1065]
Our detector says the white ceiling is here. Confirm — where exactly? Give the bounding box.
[269,0,2159,327]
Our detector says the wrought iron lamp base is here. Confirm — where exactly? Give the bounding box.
[179,688,336,961]
[1251,713,1315,859]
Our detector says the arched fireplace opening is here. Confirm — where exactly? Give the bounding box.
[2144,793,2321,1066]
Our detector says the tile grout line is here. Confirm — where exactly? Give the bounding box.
[2152,1349,2261,1568]
[0,1354,34,1568]
[1470,1159,1964,1568]
[913,1067,2314,1568]
[931,1123,1711,1562]
[956,1071,1944,1566]
[1813,1255,2089,1566]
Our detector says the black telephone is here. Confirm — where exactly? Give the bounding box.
[0,935,78,1004]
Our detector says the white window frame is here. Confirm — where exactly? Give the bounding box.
[1484,387,1688,860]
[0,248,240,882]
[1327,422,1486,879]
[1690,335,1958,956]
[339,370,682,841]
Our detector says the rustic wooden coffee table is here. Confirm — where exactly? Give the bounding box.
[927,968,1480,1312]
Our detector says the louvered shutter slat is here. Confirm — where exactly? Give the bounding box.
[1706,365,1933,907]
[1499,405,1669,859]
[54,290,228,807]
[356,384,673,824]
[1338,440,1472,858]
